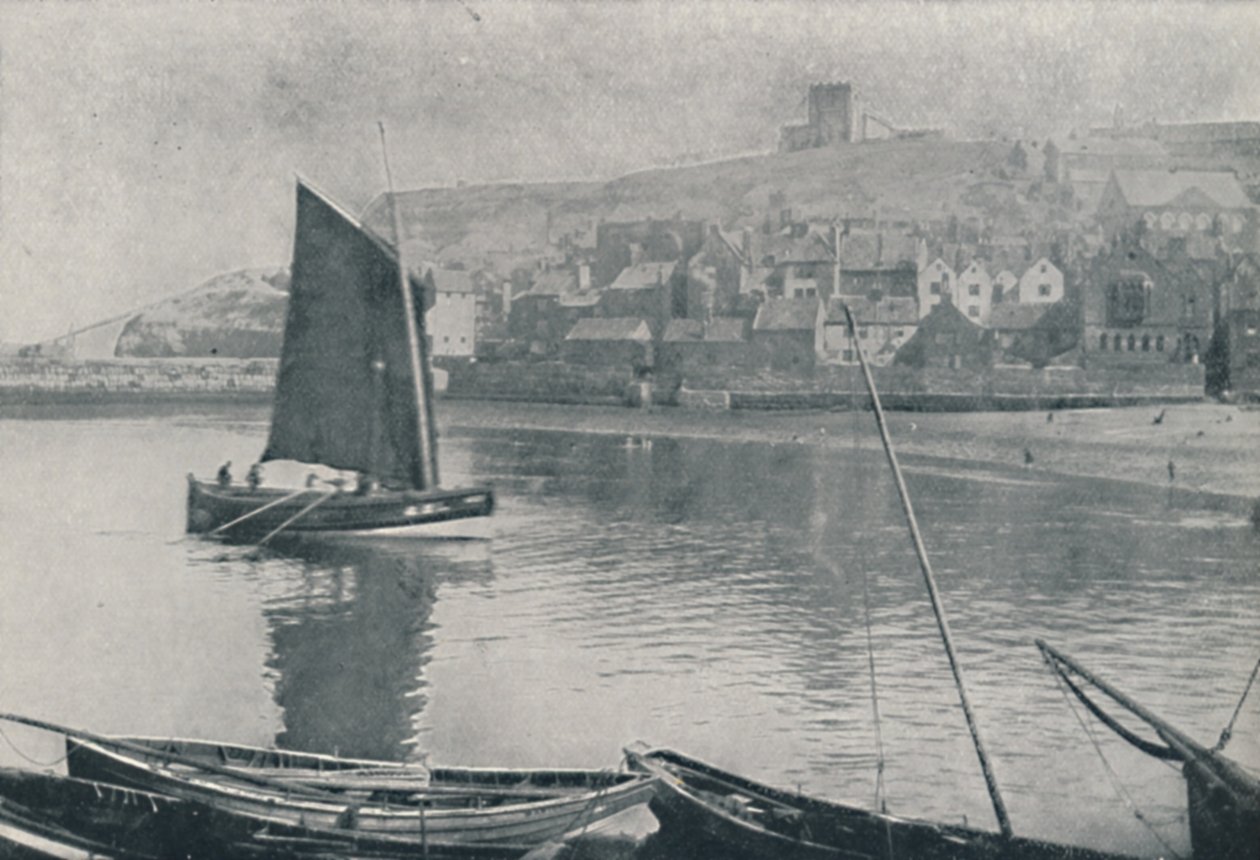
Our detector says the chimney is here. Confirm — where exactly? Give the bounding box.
[577,263,591,292]
[742,228,753,267]
[876,232,884,266]
[501,281,513,318]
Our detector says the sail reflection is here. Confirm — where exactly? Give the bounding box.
[260,537,493,762]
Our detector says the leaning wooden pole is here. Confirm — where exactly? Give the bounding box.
[378,122,438,490]
[842,305,1013,839]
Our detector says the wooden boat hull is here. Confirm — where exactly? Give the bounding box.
[0,767,584,860]
[65,736,657,847]
[0,767,240,860]
[186,478,494,540]
[625,748,1142,860]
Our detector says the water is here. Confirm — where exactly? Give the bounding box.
[0,401,1257,857]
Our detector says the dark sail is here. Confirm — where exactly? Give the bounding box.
[262,180,436,490]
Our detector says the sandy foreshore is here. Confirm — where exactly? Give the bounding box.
[446,400,1260,508]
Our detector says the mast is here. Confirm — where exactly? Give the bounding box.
[378,122,439,490]
[843,305,1013,839]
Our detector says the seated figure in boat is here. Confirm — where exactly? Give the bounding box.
[247,463,263,491]
[216,461,232,488]
[355,471,379,496]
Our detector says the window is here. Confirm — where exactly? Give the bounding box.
[1113,334,1122,351]
[930,281,941,295]
[443,335,451,343]
[968,306,980,317]
[969,284,980,297]
[859,328,869,339]
[1141,335,1150,352]
[942,273,951,288]
[1127,334,1136,351]
[1038,284,1052,297]
[1040,263,1047,274]
[1156,335,1165,351]
[842,349,854,361]
[1099,333,1108,351]
[894,329,904,338]
[1107,278,1149,326]
[460,336,467,344]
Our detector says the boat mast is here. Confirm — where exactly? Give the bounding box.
[378,122,438,490]
[843,305,1013,839]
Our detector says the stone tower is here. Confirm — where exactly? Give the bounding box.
[808,82,857,145]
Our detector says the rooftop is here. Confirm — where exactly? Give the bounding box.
[753,297,821,332]
[565,317,652,342]
[1110,169,1253,210]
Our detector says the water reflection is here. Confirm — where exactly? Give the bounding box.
[260,538,493,762]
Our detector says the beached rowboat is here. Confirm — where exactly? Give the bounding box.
[64,734,657,847]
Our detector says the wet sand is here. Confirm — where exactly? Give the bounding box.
[448,401,1260,505]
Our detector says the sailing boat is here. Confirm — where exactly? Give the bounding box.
[186,178,494,541]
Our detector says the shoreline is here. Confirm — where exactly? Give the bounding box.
[443,399,1260,511]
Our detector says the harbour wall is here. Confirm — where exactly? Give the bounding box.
[0,357,1205,411]
[0,358,278,405]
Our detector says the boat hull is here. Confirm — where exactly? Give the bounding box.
[66,736,657,847]
[186,478,494,540]
[626,748,1142,860]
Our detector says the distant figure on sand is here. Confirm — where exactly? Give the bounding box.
[1168,460,1176,482]
[1153,409,1166,425]
[247,463,263,491]
[1023,448,1034,468]
[1046,412,1054,423]
[216,461,232,488]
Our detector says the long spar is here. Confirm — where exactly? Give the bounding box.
[842,304,1013,839]
[378,122,438,490]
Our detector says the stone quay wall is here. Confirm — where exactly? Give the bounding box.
[0,358,278,404]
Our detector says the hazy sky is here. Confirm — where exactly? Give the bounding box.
[2,1,1259,341]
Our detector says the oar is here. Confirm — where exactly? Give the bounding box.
[0,712,358,802]
[207,486,318,536]
[254,490,336,547]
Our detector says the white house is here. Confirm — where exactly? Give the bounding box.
[1017,257,1064,305]
[425,267,478,357]
[956,261,994,325]
[917,258,956,319]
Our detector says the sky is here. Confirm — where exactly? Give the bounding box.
[2,0,1259,342]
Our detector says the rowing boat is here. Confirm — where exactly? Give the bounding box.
[63,733,657,846]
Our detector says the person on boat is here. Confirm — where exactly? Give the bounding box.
[216,461,232,488]
[247,463,263,491]
[354,472,379,496]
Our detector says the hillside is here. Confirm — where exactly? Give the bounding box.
[360,138,1069,270]
[115,268,289,358]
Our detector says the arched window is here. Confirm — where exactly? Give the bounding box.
[1128,334,1136,351]
[1114,334,1123,351]
[1099,333,1108,351]
[1156,335,1165,352]
[1141,335,1150,352]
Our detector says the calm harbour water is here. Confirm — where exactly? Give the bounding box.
[0,401,1257,858]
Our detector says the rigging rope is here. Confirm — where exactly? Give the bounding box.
[1042,654,1187,859]
[1214,653,1260,752]
[850,328,888,817]
[1045,659,1179,761]
[0,724,70,767]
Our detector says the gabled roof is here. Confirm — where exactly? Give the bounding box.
[749,230,835,266]
[990,303,1049,330]
[1109,169,1253,209]
[609,261,677,290]
[705,317,749,342]
[753,297,821,332]
[528,269,578,297]
[425,267,475,294]
[826,296,918,326]
[565,317,652,342]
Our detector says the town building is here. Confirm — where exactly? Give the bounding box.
[822,295,917,365]
[917,258,956,318]
[591,218,705,289]
[1081,243,1215,365]
[956,261,994,325]
[1094,169,1256,251]
[425,267,478,358]
[561,317,653,369]
[1016,257,1066,305]
[686,226,752,321]
[659,317,753,374]
[508,266,598,354]
[751,297,825,371]
[599,261,681,337]
[894,301,989,370]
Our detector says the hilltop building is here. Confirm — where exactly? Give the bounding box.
[1095,169,1257,250]
[779,83,940,152]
